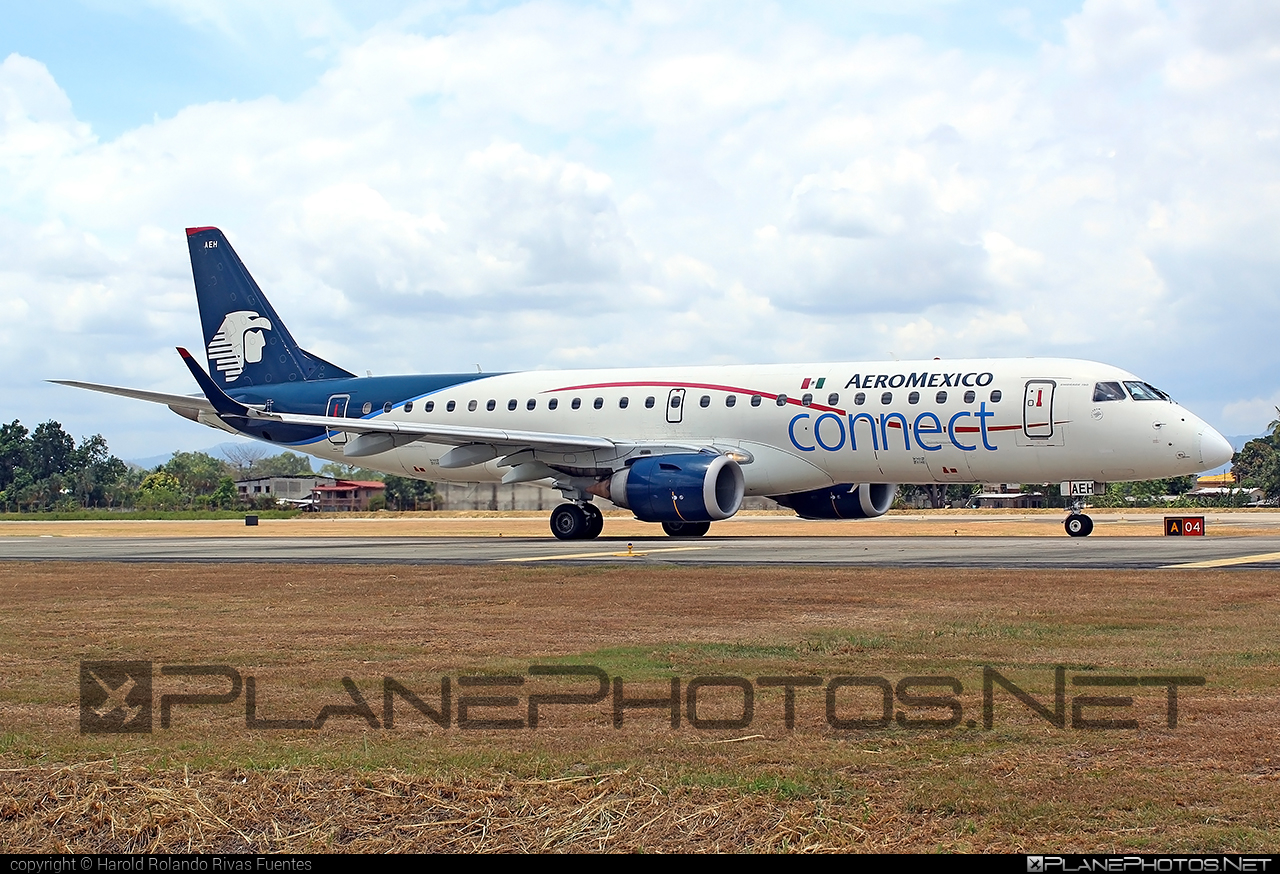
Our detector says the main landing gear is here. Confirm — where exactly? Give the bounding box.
[661,520,711,538]
[550,503,604,541]
[549,505,713,540]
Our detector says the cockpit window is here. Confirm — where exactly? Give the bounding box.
[1093,382,1126,402]
[1124,381,1169,401]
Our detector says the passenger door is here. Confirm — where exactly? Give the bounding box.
[1016,380,1065,447]
[1023,380,1056,438]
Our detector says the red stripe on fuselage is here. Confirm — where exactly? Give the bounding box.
[545,380,846,414]
[544,380,1050,434]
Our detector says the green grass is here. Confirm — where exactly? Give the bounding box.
[0,509,301,521]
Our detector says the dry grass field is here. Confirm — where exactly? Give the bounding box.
[2,560,1278,852]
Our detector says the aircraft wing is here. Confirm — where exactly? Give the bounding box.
[48,379,216,415]
[57,351,624,456]
[256,408,617,452]
[56,350,722,462]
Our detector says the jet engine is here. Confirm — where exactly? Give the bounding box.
[771,483,897,520]
[604,453,745,523]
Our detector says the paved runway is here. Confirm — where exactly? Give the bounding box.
[3,534,1280,568]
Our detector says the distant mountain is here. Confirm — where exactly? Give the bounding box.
[1226,434,1265,452]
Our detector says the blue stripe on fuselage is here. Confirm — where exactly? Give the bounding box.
[222,371,501,446]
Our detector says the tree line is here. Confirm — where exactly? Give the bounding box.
[1226,407,1280,502]
[0,420,435,512]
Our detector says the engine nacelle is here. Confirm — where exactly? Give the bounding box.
[771,483,897,520]
[605,454,745,524]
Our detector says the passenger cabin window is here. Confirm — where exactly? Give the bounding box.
[1125,381,1169,401]
[619,397,629,409]
[776,394,788,406]
[827,393,839,406]
[404,401,413,412]
[801,393,812,406]
[527,398,536,410]
[486,399,496,411]
[670,395,681,408]
[447,400,456,412]
[572,398,581,410]
[548,398,558,410]
[908,391,919,404]
[508,399,517,411]
[645,396,655,409]
[935,391,947,404]
[362,402,372,415]
[990,390,1002,403]
[467,400,477,412]
[880,392,892,405]
[854,392,866,406]
[726,395,736,407]
[750,395,762,407]
[1093,382,1126,402]
[425,401,434,412]
[383,402,392,413]
[700,395,711,407]
[593,397,604,409]
[964,390,975,404]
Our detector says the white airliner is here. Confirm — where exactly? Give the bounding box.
[54,227,1234,539]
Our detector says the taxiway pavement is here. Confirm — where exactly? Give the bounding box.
[2,534,1279,569]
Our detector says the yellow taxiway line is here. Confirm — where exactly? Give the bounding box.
[497,545,720,562]
[1163,551,1280,569]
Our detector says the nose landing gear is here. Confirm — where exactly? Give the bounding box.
[1064,513,1094,537]
[1064,498,1094,537]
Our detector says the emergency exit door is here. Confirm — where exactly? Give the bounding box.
[325,394,350,445]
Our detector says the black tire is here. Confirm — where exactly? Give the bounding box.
[662,520,711,538]
[551,504,588,540]
[1064,514,1094,537]
[583,504,604,539]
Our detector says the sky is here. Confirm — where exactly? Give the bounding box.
[2,0,1278,459]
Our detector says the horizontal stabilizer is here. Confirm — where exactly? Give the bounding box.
[48,379,216,414]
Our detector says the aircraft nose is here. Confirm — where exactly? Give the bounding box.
[1198,427,1234,470]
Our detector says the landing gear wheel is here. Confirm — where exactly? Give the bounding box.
[1065,513,1094,537]
[582,504,604,540]
[662,520,711,538]
[551,504,588,540]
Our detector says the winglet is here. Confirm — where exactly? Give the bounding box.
[177,347,251,417]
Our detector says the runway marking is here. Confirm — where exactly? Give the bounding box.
[497,546,720,563]
[1163,550,1280,569]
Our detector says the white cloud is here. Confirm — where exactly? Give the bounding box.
[4,1,1280,454]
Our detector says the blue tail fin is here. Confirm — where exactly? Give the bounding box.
[186,227,354,388]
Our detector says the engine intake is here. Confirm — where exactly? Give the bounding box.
[772,483,897,520]
[606,454,745,523]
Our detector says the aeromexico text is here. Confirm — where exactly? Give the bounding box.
[842,371,996,390]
